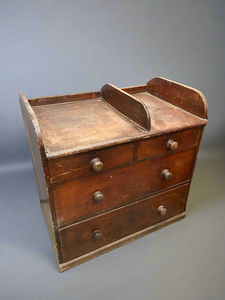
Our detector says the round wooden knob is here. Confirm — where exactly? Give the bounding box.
[158,205,167,216]
[167,139,178,150]
[90,158,103,172]
[92,230,103,242]
[93,191,104,203]
[161,169,173,180]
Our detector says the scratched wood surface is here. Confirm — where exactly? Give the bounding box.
[53,148,195,225]
[59,184,189,263]
[32,93,206,159]
[33,99,143,158]
[147,77,208,119]
[134,92,204,133]
[20,77,208,271]
[49,142,134,183]
[101,84,150,130]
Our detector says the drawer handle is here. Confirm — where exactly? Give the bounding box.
[158,205,167,216]
[92,230,103,242]
[93,191,104,203]
[90,158,103,172]
[161,169,173,180]
[167,139,178,150]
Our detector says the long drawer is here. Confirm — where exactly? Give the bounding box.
[59,183,189,263]
[53,148,195,225]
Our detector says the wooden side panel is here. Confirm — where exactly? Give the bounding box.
[59,184,189,263]
[137,127,201,161]
[147,77,208,119]
[53,148,195,225]
[101,84,151,130]
[19,92,49,200]
[49,142,134,183]
[19,92,61,263]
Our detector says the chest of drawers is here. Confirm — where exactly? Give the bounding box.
[19,77,208,272]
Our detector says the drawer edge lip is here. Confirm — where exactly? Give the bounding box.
[58,212,186,272]
[56,181,190,230]
[46,123,207,160]
[49,145,197,186]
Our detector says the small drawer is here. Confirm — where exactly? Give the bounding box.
[53,148,195,225]
[137,127,201,161]
[59,183,189,263]
[48,142,134,182]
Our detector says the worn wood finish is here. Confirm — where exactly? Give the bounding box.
[32,90,207,159]
[59,184,189,263]
[147,77,208,119]
[28,91,101,106]
[134,92,206,133]
[33,99,143,158]
[53,148,195,225]
[59,211,186,272]
[19,77,208,271]
[137,127,202,161]
[19,92,62,263]
[19,92,49,200]
[101,84,150,130]
[49,142,134,183]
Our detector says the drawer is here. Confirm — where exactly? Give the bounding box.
[53,148,196,225]
[137,127,201,161]
[59,183,189,263]
[48,142,134,182]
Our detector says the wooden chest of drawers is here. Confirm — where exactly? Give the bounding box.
[19,77,208,272]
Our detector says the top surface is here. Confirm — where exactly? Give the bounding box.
[32,93,206,158]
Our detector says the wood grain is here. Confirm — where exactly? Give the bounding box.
[53,148,195,225]
[19,92,62,263]
[49,142,134,182]
[134,92,207,133]
[33,99,143,158]
[137,127,202,161]
[59,184,189,263]
[19,92,49,200]
[147,77,208,119]
[101,84,151,130]
[59,212,186,271]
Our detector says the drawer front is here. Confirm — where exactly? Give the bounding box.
[137,127,201,161]
[53,148,196,225]
[59,184,189,263]
[48,143,134,182]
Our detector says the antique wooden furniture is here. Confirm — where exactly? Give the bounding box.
[19,77,208,272]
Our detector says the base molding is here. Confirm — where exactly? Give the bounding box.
[59,212,186,272]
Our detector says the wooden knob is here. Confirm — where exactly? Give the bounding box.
[167,139,178,150]
[92,230,103,242]
[93,191,104,203]
[90,158,103,172]
[158,205,167,216]
[161,169,173,180]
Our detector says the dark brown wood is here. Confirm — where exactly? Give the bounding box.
[59,212,186,272]
[134,92,206,132]
[33,99,143,158]
[101,84,151,130]
[122,85,146,94]
[28,91,101,106]
[59,184,189,263]
[19,92,49,200]
[19,92,62,263]
[53,149,195,225]
[137,127,201,161]
[147,77,208,119]
[48,142,134,183]
[19,77,208,272]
